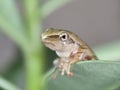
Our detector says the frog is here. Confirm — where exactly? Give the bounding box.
[41,28,98,79]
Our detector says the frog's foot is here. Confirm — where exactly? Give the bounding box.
[52,58,63,79]
[66,63,73,77]
[67,71,73,77]
[61,62,68,76]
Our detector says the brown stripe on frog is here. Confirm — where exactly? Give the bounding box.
[48,35,59,38]
[84,55,98,60]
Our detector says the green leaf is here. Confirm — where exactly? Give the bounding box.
[0,76,21,90]
[0,0,23,29]
[0,0,27,48]
[94,41,120,60]
[46,61,120,90]
[41,0,72,18]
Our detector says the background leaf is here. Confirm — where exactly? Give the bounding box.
[0,76,20,90]
[94,41,120,60]
[0,0,27,47]
[41,0,72,18]
[46,61,120,90]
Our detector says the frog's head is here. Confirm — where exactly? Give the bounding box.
[41,28,79,51]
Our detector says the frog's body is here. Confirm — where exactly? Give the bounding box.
[41,28,98,79]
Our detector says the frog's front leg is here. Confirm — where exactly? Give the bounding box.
[53,58,72,79]
[53,51,85,78]
[52,58,67,79]
[52,58,61,79]
[66,51,86,77]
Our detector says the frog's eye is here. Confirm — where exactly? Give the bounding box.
[59,33,69,41]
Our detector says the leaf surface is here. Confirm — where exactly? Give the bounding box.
[46,61,120,90]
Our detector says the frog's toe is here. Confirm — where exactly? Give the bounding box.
[67,71,73,77]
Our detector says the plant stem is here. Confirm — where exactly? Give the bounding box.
[24,45,45,90]
[23,0,45,90]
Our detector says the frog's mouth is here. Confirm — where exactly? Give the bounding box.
[44,42,56,51]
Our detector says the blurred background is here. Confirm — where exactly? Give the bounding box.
[0,0,120,88]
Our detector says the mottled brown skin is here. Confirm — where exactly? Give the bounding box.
[41,28,98,79]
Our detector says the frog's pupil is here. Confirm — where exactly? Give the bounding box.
[62,35,66,39]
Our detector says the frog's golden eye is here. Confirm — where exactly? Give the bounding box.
[59,33,68,41]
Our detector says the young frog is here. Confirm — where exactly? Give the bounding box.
[41,28,98,79]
